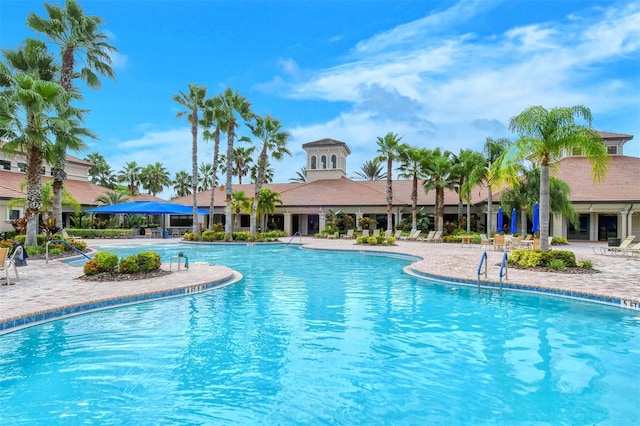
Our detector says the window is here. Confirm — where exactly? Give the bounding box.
[571,147,583,156]
[9,209,21,220]
[240,215,250,227]
[607,145,618,155]
[310,156,317,169]
[331,155,337,169]
[321,155,327,169]
[18,162,27,172]
[0,160,10,170]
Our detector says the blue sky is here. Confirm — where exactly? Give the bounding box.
[2,0,639,198]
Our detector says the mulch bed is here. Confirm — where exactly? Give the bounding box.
[505,264,600,274]
[77,269,173,282]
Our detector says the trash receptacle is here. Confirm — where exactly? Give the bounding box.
[163,230,169,239]
[608,238,621,247]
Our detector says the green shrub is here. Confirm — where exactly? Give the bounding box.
[577,259,593,269]
[551,237,568,245]
[201,230,216,242]
[49,247,64,255]
[63,228,134,239]
[540,250,576,267]
[367,236,378,245]
[387,236,397,245]
[119,255,139,274]
[137,251,161,272]
[26,245,44,256]
[67,239,88,252]
[94,252,119,272]
[233,231,251,241]
[508,249,543,268]
[14,235,26,245]
[548,259,566,271]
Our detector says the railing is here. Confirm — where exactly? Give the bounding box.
[46,239,92,264]
[286,231,302,245]
[477,251,488,288]
[499,252,509,288]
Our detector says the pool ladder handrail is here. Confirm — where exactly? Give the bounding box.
[46,239,92,264]
[477,251,488,288]
[286,231,302,245]
[499,252,508,288]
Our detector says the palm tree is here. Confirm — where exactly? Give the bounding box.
[452,149,485,233]
[506,105,608,251]
[397,145,429,231]
[245,114,290,237]
[140,162,171,196]
[376,132,404,230]
[85,151,116,187]
[117,161,141,195]
[28,0,117,228]
[198,162,214,191]
[202,94,225,228]
[172,170,192,197]
[1,39,91,245]
[423,148,454,234]
[353,159,386,181]
[95,190,129,206]
[173,83,207,234]
[218,88,253,240]
[467,137,510,235]
[228,146,255,185]
[250,162,274,184]
[289,167,307,183]
[256,188,283,232]
[231,191,251,233]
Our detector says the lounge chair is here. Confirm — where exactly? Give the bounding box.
[432,230,443,243]
[384,229,392,238]
[623,242,640,257]
[1,246,22,285]
[601,235,636,256]
[480,234,492,250]
[493,234,506,251]
[399,229,417,241]
[145,228,153,238]
[393,230,402,239]
[419,230,435,242]
[361,229,370,238]
[341,229,355,239]
[372,229,380,237]
[409,230,421,241]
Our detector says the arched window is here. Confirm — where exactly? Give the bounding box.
[310,156,317,169]
[331,155,337,169]
[321,155,327,169]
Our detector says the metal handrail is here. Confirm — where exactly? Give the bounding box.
[499,252,509,288]
[477,251,488,288]
[46,239,91,264]
[286,231,302,245]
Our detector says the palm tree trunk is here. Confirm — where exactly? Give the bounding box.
[250,147,268,238]
[191,111,199,234]
[52,174,64,231]
[25,145,45,247]
[436,188,444,233]
[208,129,220,230]
[466,202,471,234]
[411,173,417,230]
[386,157,393,230]
[487,187,493,235]
[540,164,550,251]
[225,122,235,240]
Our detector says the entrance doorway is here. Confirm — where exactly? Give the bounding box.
[597,214,617,241]
[567,214,590,240]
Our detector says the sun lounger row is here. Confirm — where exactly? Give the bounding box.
[593,235,639,257]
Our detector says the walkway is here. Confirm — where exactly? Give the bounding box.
[1,237,638,334]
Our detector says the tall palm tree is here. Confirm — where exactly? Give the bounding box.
[353,159,386,181]
[85,151,115,187]
[250,162,274,184]
[467,137,510,235]
[1,39,92,245]
[218,88,252,240]
[245,114,290,237]
[173,83,207,234]
[289,167,307,183]
[397,145,428,231]
[140,162,171,196]
[375,132,404,230]
[423,148,454,234]
[506,105,608,251]
[28,0,117,228]
[117,161,141,195]
[202,94,225,227]
[452,149,485,233]
[172,170,192,198]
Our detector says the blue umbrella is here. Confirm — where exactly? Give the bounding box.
[497,207,503,233]
[511,208,517,234]
[86,201,209,215]
[532,202,540,234]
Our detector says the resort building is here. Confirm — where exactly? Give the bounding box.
[174,133,639,241]
[2,132,638,241]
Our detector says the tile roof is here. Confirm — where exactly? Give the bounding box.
[0,171,111,205]
[129,194,166,202]
[301,138,351,154]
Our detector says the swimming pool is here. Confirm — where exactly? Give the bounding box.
[1,244,638,424]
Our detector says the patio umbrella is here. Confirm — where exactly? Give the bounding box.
[510,208,517,234]
[497,207,503,233]
[532,202,540,234]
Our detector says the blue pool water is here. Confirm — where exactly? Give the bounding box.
[1,244,639,424]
